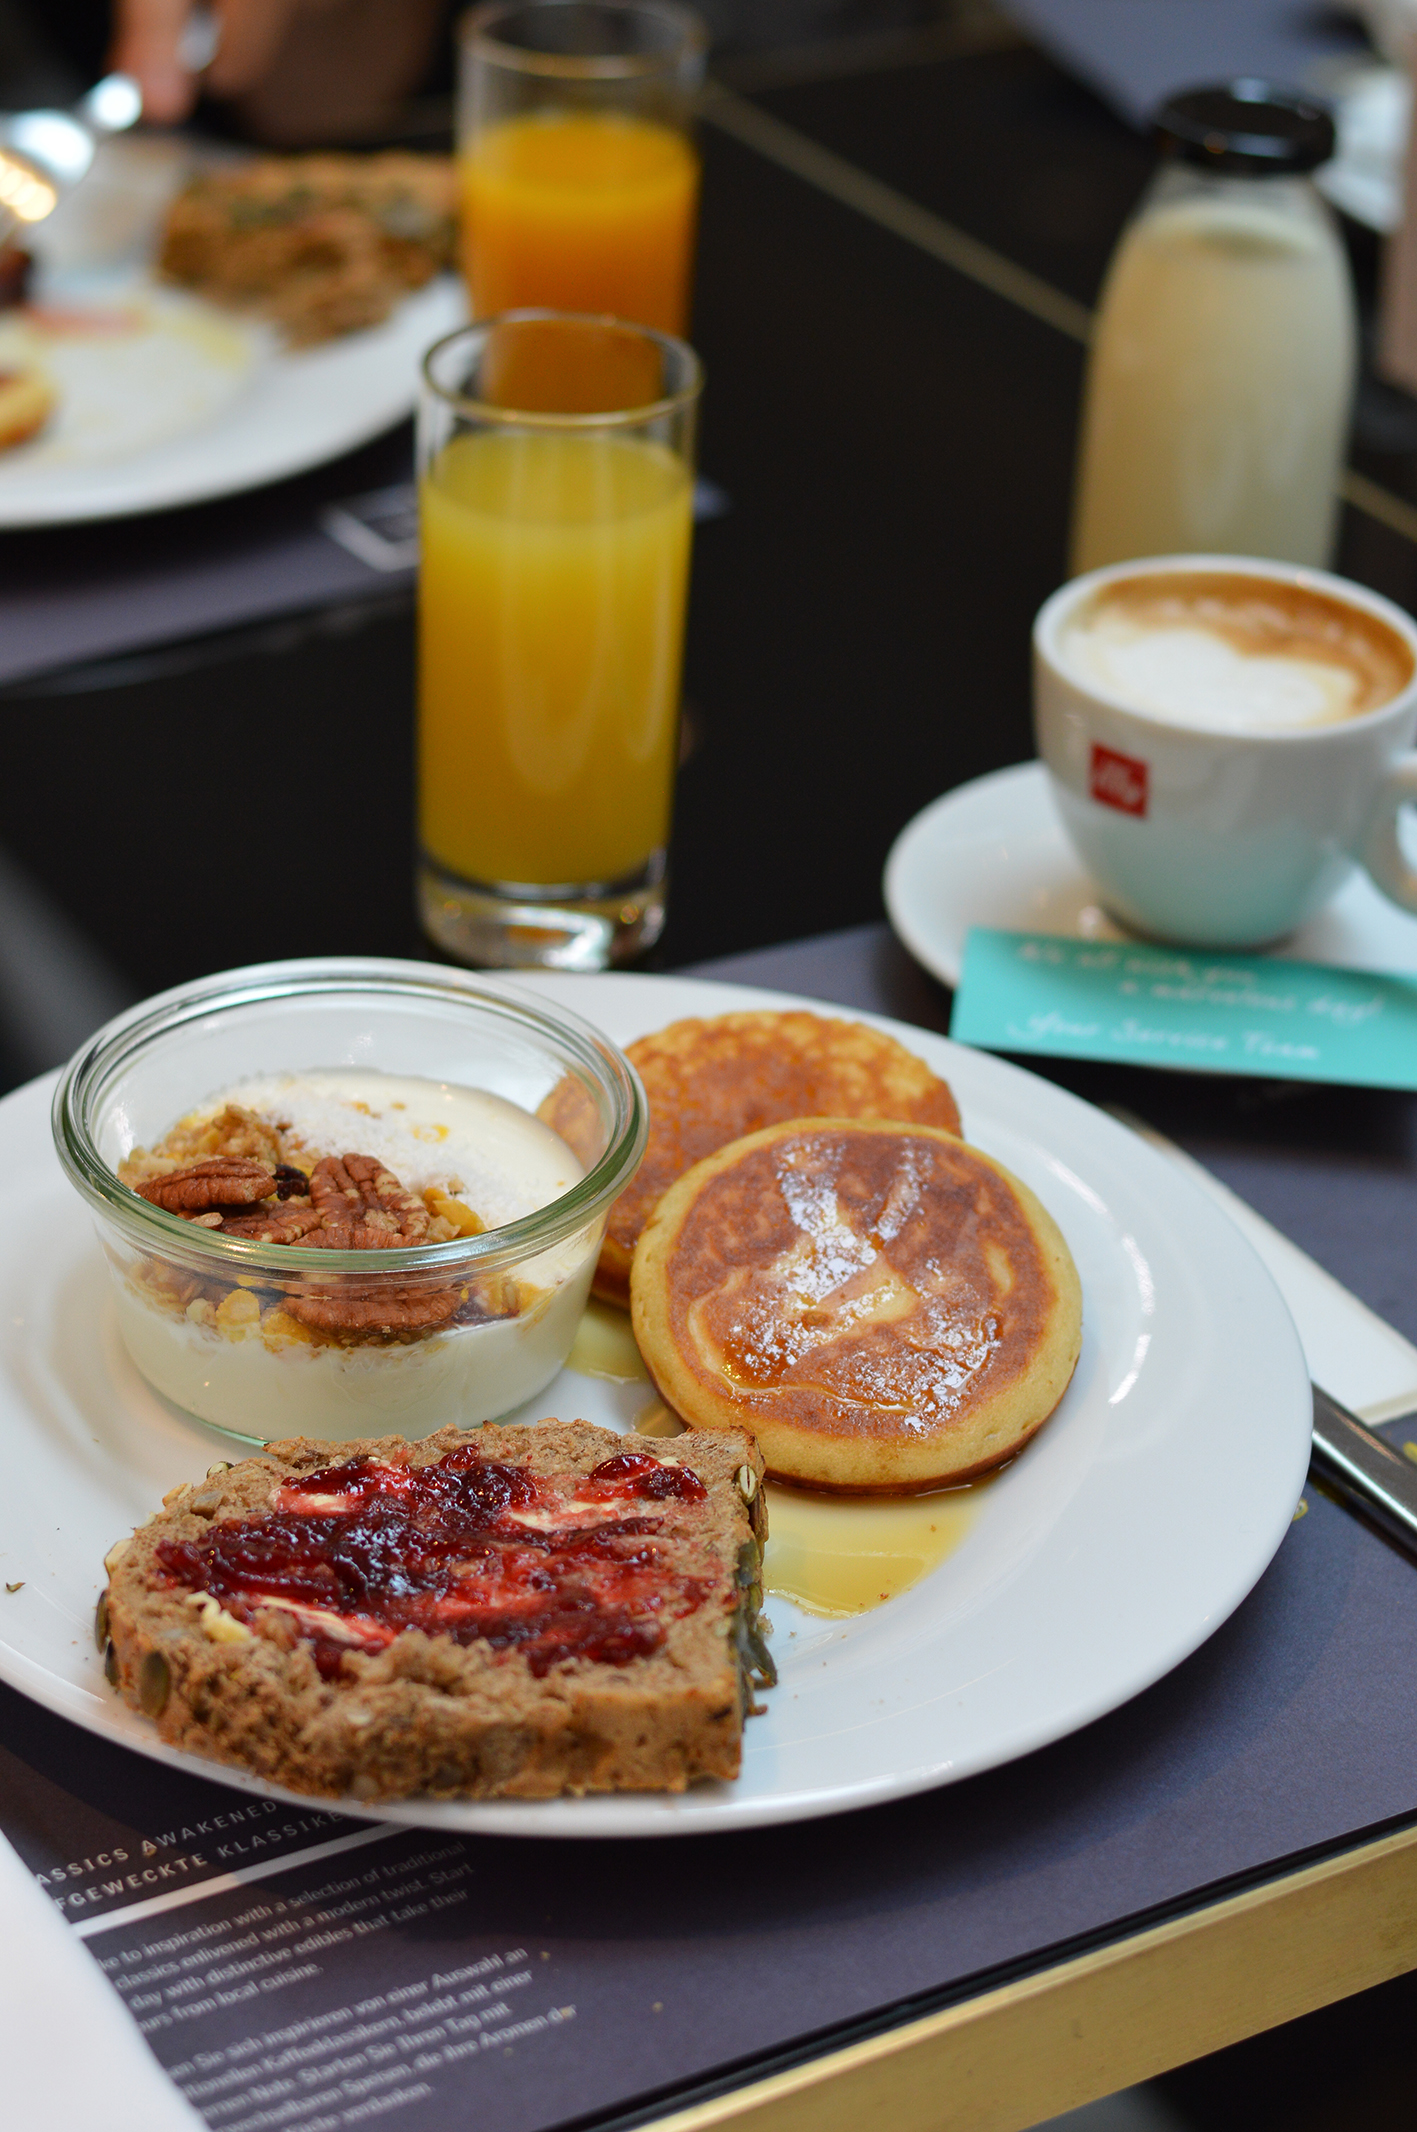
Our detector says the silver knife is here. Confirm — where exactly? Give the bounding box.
[1310,1387,1417,1556]
[1104,1108,1417,1557]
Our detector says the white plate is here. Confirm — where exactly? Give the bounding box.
[0,970,1311,1837]
[885,760,1417,992]
[0,275,464,526]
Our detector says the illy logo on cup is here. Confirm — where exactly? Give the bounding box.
[1089,743,1149,817]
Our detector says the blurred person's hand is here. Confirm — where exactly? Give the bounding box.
[110,0,310,123]
[111,0,445,145]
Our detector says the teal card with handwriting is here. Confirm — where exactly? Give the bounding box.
[951,928,1417,1087]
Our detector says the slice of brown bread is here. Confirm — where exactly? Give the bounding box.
[101,1420,772,1803]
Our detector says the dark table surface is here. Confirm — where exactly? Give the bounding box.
[6,14,1417,2130]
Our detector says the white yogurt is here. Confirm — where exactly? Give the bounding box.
[114,1069,597,1442]
[220,1068,582,1218]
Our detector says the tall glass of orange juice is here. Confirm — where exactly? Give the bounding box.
[417,312,701,968]
[458,2,707,333]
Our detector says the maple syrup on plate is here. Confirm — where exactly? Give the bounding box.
[761,1479,989,1617]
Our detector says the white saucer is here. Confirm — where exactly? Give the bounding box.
[884,761,1417,990]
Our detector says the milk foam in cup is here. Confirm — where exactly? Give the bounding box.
[1057,572,1411,734]
[1034,556,1417,948]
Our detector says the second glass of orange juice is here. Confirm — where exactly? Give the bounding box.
[458,1,707,333]
[417,313,701,969]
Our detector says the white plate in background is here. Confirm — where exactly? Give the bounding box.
[0,273,463,526]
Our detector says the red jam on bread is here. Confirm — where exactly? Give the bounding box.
[155,1444,711,1680]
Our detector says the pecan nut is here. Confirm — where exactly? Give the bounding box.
[284,1281,463,1333]
[231,1152,462,1324]
[215,1201,326,1244]
[303,1153,436,1249]
[133,1141,479,1334]
[137,1158,276,1215]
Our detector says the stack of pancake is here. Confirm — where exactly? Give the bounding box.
[581,1010,1082,1494]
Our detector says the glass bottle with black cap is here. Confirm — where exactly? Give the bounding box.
[1070,81,1355,574]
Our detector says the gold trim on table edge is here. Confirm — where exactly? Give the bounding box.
[641,1818,1417,2132]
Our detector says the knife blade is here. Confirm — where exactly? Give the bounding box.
[1310,1386,1417,1557]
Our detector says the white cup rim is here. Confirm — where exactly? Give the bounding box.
[1034,554,1417,744]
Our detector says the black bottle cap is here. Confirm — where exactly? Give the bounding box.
[1153,81,1336,176]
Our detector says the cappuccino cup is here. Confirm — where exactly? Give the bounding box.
[1033,555,1417,948]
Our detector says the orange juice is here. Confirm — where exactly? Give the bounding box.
[461,111,699,333]
[419,427,693,888]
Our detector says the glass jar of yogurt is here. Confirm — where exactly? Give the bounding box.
[53,958,646,1442]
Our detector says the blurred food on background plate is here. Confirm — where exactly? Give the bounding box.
[0,290,256,466]
[159,151,458,344]
[0,364,55,449]
[0,245,50,455]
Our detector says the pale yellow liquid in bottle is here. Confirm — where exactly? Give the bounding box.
[1071,187,1354,573]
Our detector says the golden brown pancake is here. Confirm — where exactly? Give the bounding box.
[585,1012,962,1307]
[632,1119,1081,1492]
